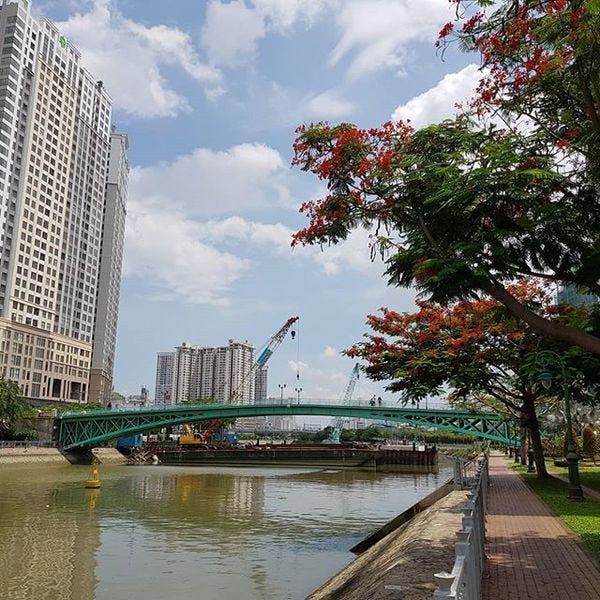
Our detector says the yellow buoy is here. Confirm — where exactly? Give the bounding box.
[85,465,101,489]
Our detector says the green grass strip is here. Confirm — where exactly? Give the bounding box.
[545,462,600,495]
[512,463,600,562]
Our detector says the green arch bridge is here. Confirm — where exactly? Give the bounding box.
[56,403,516,449]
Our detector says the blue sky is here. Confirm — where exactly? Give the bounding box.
[38,0,482,402]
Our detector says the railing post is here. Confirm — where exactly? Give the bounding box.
[433,452,488,599]
[433,572,455,599]
[453,456,463,489]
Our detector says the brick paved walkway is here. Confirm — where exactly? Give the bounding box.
[482,453,600,600]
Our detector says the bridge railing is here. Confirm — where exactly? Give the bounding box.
[433,452,489,599]
[60,398,456,417]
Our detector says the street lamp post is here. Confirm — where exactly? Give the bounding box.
[278,383,286,404]
[536,350,584,501]
[295,387,302,404]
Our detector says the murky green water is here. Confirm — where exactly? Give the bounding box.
[0,462,451,600]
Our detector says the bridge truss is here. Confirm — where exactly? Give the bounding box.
[56,403,516,449]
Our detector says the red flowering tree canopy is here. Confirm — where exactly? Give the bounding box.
[292,0,600,356]
[439,0,600,175]
[344,282,600,410]
[293,118,600,302]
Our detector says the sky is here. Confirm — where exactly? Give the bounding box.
[36,0,483,403]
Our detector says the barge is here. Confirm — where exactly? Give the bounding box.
[148,443,438,470]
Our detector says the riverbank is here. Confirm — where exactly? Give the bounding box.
[308,489,469,599]
[0,446,128,465]
[0,447,68,465]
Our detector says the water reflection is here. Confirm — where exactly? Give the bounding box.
[0,462,451,600]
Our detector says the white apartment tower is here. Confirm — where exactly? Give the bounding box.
[164,340,256,404]
[0,0,126,403]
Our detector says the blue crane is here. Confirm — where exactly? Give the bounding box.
[230,316,299,402]
[327,364,360,444]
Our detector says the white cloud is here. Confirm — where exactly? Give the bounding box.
[124,203,249,305]
[306,89,355,119]
[194,217,295,258]
[129,143,292,216]
[125,140,381,304]
[123,208,305,305]
[200,0,452,80]
[306,228,376,275]
[330,0,452,78]
[201,0,333,68]
[391,64,482,128]
[201,0,266,68]
[56,0,221,118]
[323,346,339,358]
[252,0,332,31]
[288,360,347,398]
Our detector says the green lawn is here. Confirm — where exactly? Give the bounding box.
[512,463,600,562]
[546,462,600,494]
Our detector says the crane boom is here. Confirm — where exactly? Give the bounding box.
[327,364,360,444]
[342,364,360,404]
[230,316,299,402]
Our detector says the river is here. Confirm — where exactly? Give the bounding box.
[0,461,452,600]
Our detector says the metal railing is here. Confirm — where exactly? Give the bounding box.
[453,456,481,489]
[0,440,57,448]
[433,453,489,599]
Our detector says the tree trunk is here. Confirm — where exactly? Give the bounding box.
[519,426,527,465]
[481,281,600,356]
[523,395,551,479]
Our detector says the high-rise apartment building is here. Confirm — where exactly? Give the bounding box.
[254,365,267,402]
[0,0,126,403]
[155,351,174,405]
[89,132,128,404]
[161,339,256,405]
[557,285,599,308]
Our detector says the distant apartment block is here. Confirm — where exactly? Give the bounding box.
[0,0,127,403]
[557,285,599,308]
[254,365,267,401]
[155,351,174,405]
[159,339,256,404]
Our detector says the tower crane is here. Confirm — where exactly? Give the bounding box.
[327,364,360,444]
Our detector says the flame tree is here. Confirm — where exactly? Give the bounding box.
[292,0,600,355]
[346,282,600,477]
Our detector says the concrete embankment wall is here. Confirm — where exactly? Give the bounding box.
[350,479,454,554]
[309,489,469,600]
[0,447,128,466]
[0,447,69,465]
[91,448,128,465]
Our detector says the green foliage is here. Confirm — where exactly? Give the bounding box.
[515,464,600,561]
[39,402,104,413]
[548,462,600,494]
[0,378,27,435]
[313,426,334,442]
[542,433,583,458]
[293,1,600,356]
[0,428,37,441]
[582,425,598,458]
